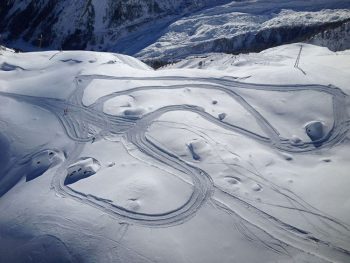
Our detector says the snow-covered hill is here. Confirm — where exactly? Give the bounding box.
[1,0,350,64]
[1,43,350,262]
[163,43,350,90]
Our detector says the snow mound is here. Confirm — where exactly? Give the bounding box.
[305,121,325,141]
[26,150,64,181]
[65,157,101,185]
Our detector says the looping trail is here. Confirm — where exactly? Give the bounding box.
[1,75,350,262]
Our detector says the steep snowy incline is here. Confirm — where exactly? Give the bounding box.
[0,44,350,262]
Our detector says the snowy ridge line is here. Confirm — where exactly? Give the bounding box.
[1,74,350,261]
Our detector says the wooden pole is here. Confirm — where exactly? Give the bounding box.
[38,34,43,48]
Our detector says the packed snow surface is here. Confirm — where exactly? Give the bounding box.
[1,44,350,263]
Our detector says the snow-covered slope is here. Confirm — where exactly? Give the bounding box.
[1,0,350,64]
[137,1,350,63]
[1,44,350,262]
[164,43,350,91]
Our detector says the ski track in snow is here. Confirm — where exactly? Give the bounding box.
[1,75,350,262]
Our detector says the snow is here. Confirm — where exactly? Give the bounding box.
[67,140,193,215]
[102,87,267,136]
[234,88,334,142]
[136,2,350,61]
[1,43,350,262]
[2,0,350,62]
[164,43,350,91]
[305,121,325,141]
[65,157,101,185]
[0,49,150,99]
[308,21,350,51]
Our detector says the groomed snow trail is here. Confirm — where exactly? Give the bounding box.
[1,75,350,262]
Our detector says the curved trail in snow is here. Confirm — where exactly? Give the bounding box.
[82,75,349,152]
[1,75,350,262]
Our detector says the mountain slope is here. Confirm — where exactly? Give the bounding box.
[0,0,231,50]
[138,6,350,64]
[308,21,350,51]
[1,0,350,65]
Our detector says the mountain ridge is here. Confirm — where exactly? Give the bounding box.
[1,0,350,65]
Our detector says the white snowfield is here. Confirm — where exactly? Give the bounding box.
[0,43,350,263]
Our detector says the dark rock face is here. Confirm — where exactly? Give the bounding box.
[0,0,230,51]
[210,19,350,55]
[146,18,350,66]
[308,21,350,51]
[1,0,92,49]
